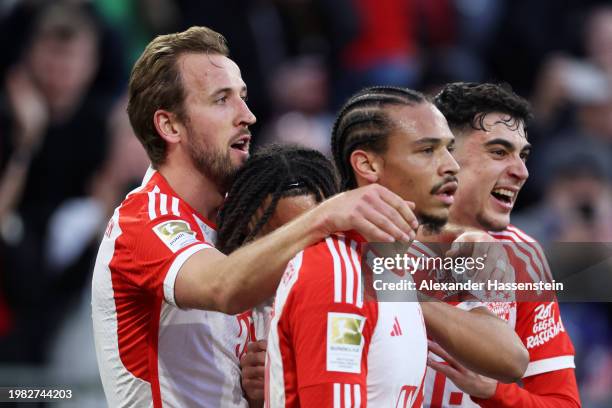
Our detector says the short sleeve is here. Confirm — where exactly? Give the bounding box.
[127,215,213,305]
[515,301,576,378]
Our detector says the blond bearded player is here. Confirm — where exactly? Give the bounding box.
[422,82,580,408]
[91,27,422,408]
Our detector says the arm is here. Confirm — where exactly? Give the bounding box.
[428,345,580,408]
[175,184,419,314]
[473,368,580,408]
[422,303,528,382]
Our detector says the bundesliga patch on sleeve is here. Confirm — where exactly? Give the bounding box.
[326,312,366,373]
[153,220,199,253]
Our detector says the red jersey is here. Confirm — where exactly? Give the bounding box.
[266,232,428,407]
[422,225,578,407]
[92,169,253,407]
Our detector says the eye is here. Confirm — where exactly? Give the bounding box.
[447,144,455,153]
[215,95,228,104]
[422,147,434,154]
[520,151,530,162]
[240,94,249,102]
[491,149,507,158]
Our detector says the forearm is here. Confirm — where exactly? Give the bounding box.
[473,369,580,408]
[422,303,528,382]
[199,207,328,314]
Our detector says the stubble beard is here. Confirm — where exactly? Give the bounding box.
[185,125,238,193]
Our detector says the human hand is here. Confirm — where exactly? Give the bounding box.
[240,340,267,401]
[427,340,498,399]
[313,184,419,243]
[5,66,48,153]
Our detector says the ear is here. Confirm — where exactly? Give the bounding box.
[153,109,183,144]
[350,149,383,185]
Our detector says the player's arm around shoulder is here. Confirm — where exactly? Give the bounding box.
[174,184,418,314]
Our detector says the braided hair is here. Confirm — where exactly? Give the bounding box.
[331,86,427,190]
[217,144,338,254]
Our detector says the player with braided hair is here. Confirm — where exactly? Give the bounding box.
[217,144,338,255]
[216,144,339,404]
[265,86,528,407]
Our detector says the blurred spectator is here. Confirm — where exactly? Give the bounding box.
[260,56,334,155]
[334,0,420,106]
[0,1,112,363]
[514,139,612,245]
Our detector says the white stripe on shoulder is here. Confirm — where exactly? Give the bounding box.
[496,230,547,283]
[338,236,354,305]
[148,191,157,220]
[325,237,342,303]
[171,196,180,216]
[160,193,168,215]
[412,240,437,258]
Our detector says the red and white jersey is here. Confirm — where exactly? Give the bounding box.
[422,225,575,408]
[266,232,428,407]
[92,169,253,408]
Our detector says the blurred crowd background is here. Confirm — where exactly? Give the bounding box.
[0,0,611,406]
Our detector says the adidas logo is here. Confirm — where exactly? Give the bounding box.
[390,316,403,337]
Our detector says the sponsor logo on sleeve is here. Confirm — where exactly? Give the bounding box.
[326,312,366,373]
[153,220,199,253]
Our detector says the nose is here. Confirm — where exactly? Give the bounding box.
[440,148,460,176]
[236,98,257,127]
[509,157,529,182]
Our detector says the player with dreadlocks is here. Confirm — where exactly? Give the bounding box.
[217,144,338,254]
[264,86,528,407]
[216,144,339,405]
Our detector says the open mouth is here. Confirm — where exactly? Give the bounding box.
[491,188,515,205]
[433,182,458,205]
[230,135,250,152]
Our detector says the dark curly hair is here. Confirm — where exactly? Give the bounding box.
[433,82,533,135]
[332,86,427,190]
[216,144,338,254]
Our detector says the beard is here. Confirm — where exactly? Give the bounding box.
[185,125,238,193]
[417,210,448,234]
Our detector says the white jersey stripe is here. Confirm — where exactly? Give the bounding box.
[354,384,361,408]
[171,197,180,216]
[338,237,354,305]
[148,191,157,220]
[507,227,553,281]
[412,240,437,258]
[152,185,160,193]
[344,383,352,407]
[160,194,168,215]
[333,383,341,408]
[498,230,547,281]
[495,233,541,284]
[325,238,343,303]
[349,240,363,308]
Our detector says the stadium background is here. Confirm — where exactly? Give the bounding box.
[0,0,610,406]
